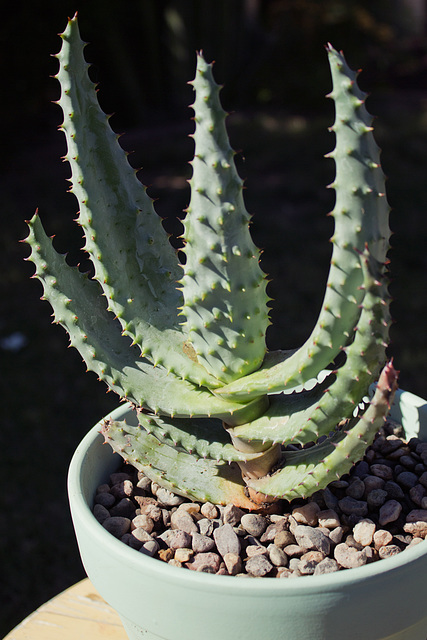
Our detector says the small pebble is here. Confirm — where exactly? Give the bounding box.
[241,514,268,537]
[267,544,288,567]
[186,552,221,573]
[353,519,376,546]
[379,500,402,526]
[370,464,394,480]
[110,472,132,485]
[406,509,427,524]
[274,530,295,548]
[293,525,330,555]
[334,543,368,569]
[329,526,345,545]
[158,548,174,562]
[291,502,320,526]
[170,510,198,534]
[338,497,368,517]
[261,520,288,542]
[396,471,419,489]
[346,477,365,500]
[223,504,244,526]
[384,481,405,500]
[283,544,304,558]
[165,530,192,550]
[224,552,242,575]
[94,492,116,508]
[110,498,136,518]
[245,544,268,557]
[200,502,218,519]
[367,489,388,509]
[131,514,154,534]
[373,529,393,549]
[178,503,201,517]
[313,557,339,575]
[102,516,131,538]
[110,480,134,499]
[96,483,111,494]
[174,548,194,563]
[213,524,241,557]
[198,518,215,537]
[245,554,273,577]
[317,509,340,529]
[140,539,159,557]
[409,484,426,506]
[298,551,325,574]
[191,532,215,553]
[93,503,110,524]
[378,545,401,559]
[131,527,154,544]
[363,475,385,495]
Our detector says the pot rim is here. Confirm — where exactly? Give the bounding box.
[68,387,427,594]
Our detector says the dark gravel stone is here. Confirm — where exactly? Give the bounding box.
[338,496,368,517]
[102,516,131,538]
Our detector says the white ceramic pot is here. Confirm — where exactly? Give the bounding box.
[68,389,427,640]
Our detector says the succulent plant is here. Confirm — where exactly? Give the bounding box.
[27,16,398,510]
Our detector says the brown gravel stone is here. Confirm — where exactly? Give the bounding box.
[241,514,268,537]
[298,551,325,574]
[191,532,215,553]
[223,504,244,526]
[353,519,376,546]
[378,545,402,559]
[158,548,174,562]
[214,523,241,557]
[334,543,368,569]
[293,525,331,555]
[245,554,273,577]
[166,529,192,550]
[313,557,340,575]
[131,514,154,534]
[329,526,345,545]
[131,527,154,544]
[317,509,340,529]
[373,529,393,549]
[224,552,242,575]
[274,530,296,548]
[174,548,194,563]
[267,544,288,567]
[260,519,288,542]
[170,509,198,534]
[246,544,269,558]
[283,544,304,558]
[186,552,221,573]
[200,502,218,519]
[291,502,320,526]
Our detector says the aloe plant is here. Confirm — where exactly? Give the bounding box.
[26,16,398,509]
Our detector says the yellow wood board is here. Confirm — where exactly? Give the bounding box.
[3,579,127,640]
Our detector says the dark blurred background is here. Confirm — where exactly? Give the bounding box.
[2,0,427,635]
